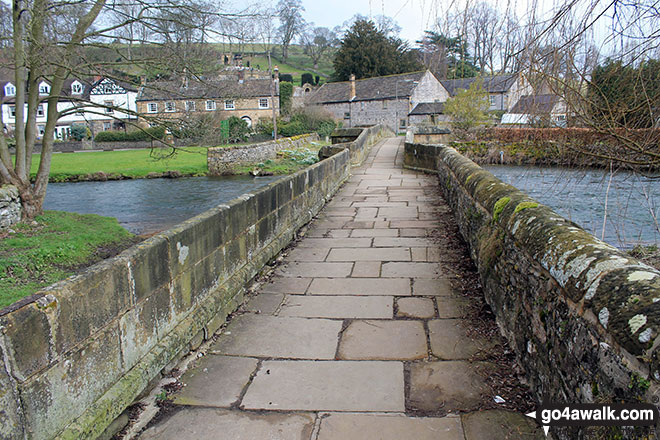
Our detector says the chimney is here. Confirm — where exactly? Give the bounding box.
[238,69,244,84]
[350,74,356,100]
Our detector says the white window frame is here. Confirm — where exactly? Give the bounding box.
[9,105,16,118]
[185,101,196,111]
[224,99,235,110]
[36,104,45,117]
[103,122,112,131]
[71,82,83,94]
[258,98,269,109]
[205,100,216,111]
[165,101,176,112]
[104,100,114,114]
[147,102,158,113]
[37,125,45,136]
[5,83,16,96]
[489,95,496,106]
[39,83,50,95]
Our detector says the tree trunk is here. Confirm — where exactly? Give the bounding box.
[15,181,43,220]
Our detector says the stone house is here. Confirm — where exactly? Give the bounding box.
[501,94,568,126]
[440,73,533,113]
[306,71,449,133]
[1,76,138,139]
[135,76,279,129]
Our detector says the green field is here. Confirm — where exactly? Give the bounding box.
[33,147,209,181]
[0,211,136,308]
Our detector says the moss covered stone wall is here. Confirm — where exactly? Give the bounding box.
[404,142,660,439]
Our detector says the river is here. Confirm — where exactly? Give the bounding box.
[43,175,281,235]
[484,165,660,248]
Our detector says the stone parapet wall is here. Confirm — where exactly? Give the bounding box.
[207,134,320,175]
[404,142,660,439]
[0,185,21,229]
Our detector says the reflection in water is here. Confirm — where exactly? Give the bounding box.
[44,175,281,235]
[484,165,660,248]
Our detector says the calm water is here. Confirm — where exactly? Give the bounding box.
[484,165,660,248]
[43,175,281,235]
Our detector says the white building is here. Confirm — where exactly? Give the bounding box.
[1,77,138,140]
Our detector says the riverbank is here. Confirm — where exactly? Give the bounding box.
[0,211,139,310]
[30,142,326,182]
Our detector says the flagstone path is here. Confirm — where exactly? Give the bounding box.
[139,137,545,440]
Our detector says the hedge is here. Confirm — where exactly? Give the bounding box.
[95,126,166,142]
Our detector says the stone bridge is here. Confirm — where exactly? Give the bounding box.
[1,129,659,440]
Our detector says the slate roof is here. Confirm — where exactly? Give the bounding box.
[1,77,94,104]
[409,102,445,115]
[307,71,427,104]
[137,78,274,102]
[510,94,560,114]
[441,74,517,96]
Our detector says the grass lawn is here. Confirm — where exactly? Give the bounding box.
[0,211,137,309]
[32,146,209,182]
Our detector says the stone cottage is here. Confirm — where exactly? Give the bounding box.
[306,71,449,133]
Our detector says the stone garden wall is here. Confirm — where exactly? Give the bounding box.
[0,125,393,439]
[207,134,320,175]
[0,185,21,229]
[404,142,660,439]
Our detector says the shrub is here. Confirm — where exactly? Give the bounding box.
[301,73,313,86]
[70,125,89,141]
[279,120,306,137]
[279,73,293,83]
[280,82,293,115]
[95,126,165,142]
[226,116,250,143]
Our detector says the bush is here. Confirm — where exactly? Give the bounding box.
[95,126,166,142]
[301,73,313,86]
[279,73,293,83]
[255,107,337,138]
[70,125,89,141]
[227,116,250,143]
[279,120,306,137]
[280,82,293,115]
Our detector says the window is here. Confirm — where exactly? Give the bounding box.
[343,112,350,119]
[103,122,111,131]
[382,100,388,109]
[241,116,252,128]
[76,106,85,116]
[259,98,269,109]
[37,104,45,117]
[165,101,176,112]
[9,105,16,118]
[147,102,158,113]
[224,100,235,110]
[104,100,114,114]
[37,125,45,136]
[4,83,16,96]
[71,82,83,94]
[360,102,365,110]
[39,83,50,94]
[399,119,407,128]
[205,100,216,111]
[489,95,496,106]
[185,101,196,111]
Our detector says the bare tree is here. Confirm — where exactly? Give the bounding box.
[301,25,336,70]
[276,0,305,62]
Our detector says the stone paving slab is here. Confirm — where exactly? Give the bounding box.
[462,410,546,440]
[373,237,435,247]
[286,248,331,261]
[396,297,436,319]
[244,293,284,314]
[413,279,456,296]
[350,228,399,237]
[317,413,464,440]
[428,319,496,360]
[139,408,316,440]
[259,278,311,294]
[351,261,381,277]
[381,262,444,278]
[279,295,393,319]
[241,360,405,412]
[211,315,341,359]
[297,238,372,248]
[338,320,427,360]
[377,207,419,218]
[305,228,351,238]
[326,247,411,262]
[308,278,411,296]
[276,262,353,278]
[173,355,258,407]
[436,297,470,319]
[408,361,492,413]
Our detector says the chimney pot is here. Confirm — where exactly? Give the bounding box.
[350,74,356,100]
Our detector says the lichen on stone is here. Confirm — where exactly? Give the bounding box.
[599,307,610,328]
[629,314,647,334]
[493,197,511,221]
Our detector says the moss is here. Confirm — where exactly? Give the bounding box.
[493,197,511,221]
[514,201,539,214]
